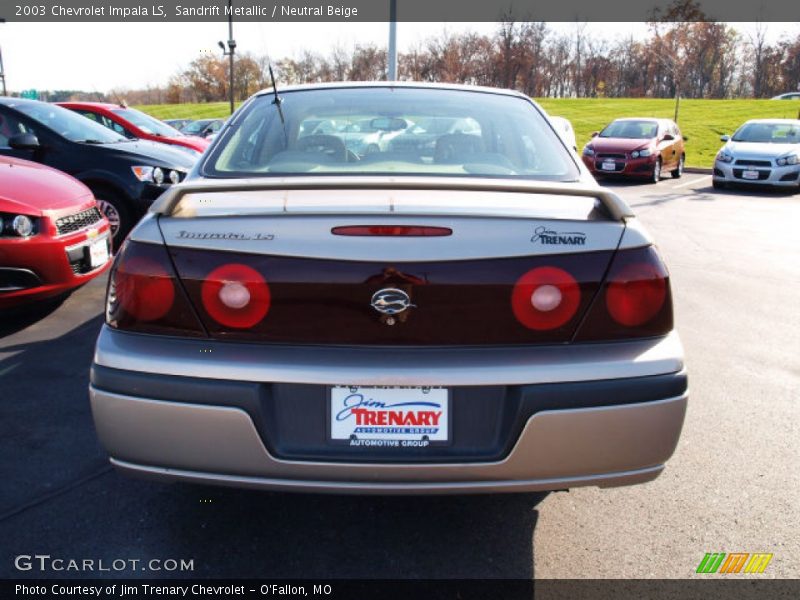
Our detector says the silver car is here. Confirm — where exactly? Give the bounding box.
[713,119,800,190]
[90,83,687,495]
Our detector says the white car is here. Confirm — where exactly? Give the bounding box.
[549,116,577,152]
[713,119,800,190]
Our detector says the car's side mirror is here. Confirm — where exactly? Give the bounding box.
[683,135,689,141]
[8,132,40,150]
[662,133,675,141]
[590,131,599,138]
[720,134,731,142]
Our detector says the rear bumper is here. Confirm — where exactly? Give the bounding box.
[91,390,686,494]
[90,328,687,494]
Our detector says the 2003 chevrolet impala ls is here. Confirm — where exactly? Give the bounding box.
[89,83,688,494]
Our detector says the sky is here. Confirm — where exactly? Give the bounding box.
[1,21,798,93]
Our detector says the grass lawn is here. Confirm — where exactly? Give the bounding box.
[137,97,800,168]
[539,98,800,167]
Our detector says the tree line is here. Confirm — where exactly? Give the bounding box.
[157,21,800,105]
[47,19,800,105]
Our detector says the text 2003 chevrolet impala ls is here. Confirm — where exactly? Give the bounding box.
[89,83,688,494]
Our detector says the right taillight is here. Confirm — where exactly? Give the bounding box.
[106,240,206,337]
[574,245,673,341]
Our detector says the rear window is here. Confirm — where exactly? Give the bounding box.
[204,87,579,181]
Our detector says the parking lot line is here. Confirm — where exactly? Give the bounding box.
[671,175,711,189]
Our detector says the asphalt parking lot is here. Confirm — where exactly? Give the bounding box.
[1,174,798,580]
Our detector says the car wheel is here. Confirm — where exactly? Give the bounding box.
[92,188,132,246]
[712,179,726,190]
[671,154,685,179]
[650,158,662,184]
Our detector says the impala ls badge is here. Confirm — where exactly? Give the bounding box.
[371,288,415,316]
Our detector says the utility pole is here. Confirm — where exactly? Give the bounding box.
[218,0,236,115]
[0,18,6,96]
[387,0,397,81]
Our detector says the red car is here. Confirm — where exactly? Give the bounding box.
[582,118,686,183]
[0,156,112,309]
[57,102,209,156]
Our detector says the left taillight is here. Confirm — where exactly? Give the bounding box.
[106,241,206,337]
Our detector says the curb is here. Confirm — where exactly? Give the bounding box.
[685,166,713,174]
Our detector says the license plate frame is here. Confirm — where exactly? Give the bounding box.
[601,160,617,171]
[328,386,450,448]
[88,238,110,268]
[741,170,760,180]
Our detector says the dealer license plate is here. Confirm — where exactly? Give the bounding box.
[330,386,449,446]
[601,160,617,171]
[89,239,109,268]
[741,170,759,180]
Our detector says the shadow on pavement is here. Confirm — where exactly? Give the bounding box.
[0,294,71,339]
[0,315,109,517]
[2,470,546,579]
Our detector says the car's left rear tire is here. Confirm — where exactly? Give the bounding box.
[671,154,685,179]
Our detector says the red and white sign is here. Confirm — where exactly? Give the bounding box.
[330,386,449,445]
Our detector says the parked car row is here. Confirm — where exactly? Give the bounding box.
[0,98,213,309]
[578,115,800,192]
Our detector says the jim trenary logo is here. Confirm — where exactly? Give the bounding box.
[696,552,773,574]
[531,226,587,245]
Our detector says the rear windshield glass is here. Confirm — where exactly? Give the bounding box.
[112,108,181,137]
[732,122,800,144]
[599,120,659,139]
[204,87,579,180]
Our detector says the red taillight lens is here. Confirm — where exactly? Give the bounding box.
[511,266,581,330]
[107,241,205,336]
[201,263,271,329]
[574,245,673,341]
[332,225,452,237]
[606,262,667,326]
[115,256,175,322]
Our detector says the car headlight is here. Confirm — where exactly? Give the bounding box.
[153,167,165,185]
[716,151,734,164]
[776,154,799,166]
[583,145,595,156]
[0,213,36,237]
[131,166,183,185]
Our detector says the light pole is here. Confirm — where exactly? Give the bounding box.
[218,0,236,115]
[0,18,6,96]
[387,0,397,81]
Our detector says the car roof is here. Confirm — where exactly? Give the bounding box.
[741,118,800,125]
[610,117,674,125]
[57,101,128,110]
[252,81,530,100]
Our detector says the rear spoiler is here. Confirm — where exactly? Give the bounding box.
[150,176,635,222]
